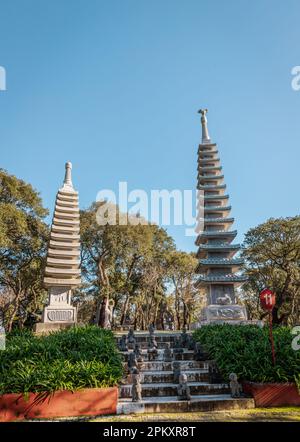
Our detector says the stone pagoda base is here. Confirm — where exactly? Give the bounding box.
[190,304,263,329]
[41,303,77,323]
[34,321,76,334]
[201,304,248,322]
[34,286,77,334]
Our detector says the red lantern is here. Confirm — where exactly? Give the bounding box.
[260,288,276,311]
[259,288,276,366]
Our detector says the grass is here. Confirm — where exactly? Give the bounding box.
[89,407,300,422]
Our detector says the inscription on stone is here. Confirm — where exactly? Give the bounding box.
[47,310,74,322]
[207,306,246,321]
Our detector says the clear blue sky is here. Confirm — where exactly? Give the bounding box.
[0,0,299,252]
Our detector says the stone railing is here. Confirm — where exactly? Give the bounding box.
[203,194,229,200]
[198,243,240,249]
[199,184,226,190]
[198,149,218,155]
[198,229,237,236]
[199,258,244,265]
[196,274,247,282]
[204,205,231,211]
[198,174,224,180]
[204,217,234,223]
[198,165,222,171]
[200,157,220,164]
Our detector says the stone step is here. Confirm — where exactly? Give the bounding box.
[115,331,184,337]
[122,350,196,362]
[116,334,186,344]
[135,360,209,371]
[121,342,193,350]
[125,369,209,384]
[117,395,255,414]
[122,348,193,355]
[119,382,229,398]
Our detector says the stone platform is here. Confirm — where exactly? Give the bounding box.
[117,395,255,414]
[116,331,255,414]
[33,322,76,334]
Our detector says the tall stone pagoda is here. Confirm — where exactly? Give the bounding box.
[34,162,80,332]
[195,109,248,323]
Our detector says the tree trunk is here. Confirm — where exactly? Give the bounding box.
[7,292,22,332]
[175,296,181,330]
[182,301,186,328]
[120,293,130,325]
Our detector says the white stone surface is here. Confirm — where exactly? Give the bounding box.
[38,162,81,328]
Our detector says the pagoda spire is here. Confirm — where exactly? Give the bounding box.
[61,161,74,192]
[198,108,211,144]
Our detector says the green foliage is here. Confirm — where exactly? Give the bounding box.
[79,203,178,328]
[0,326,123,394]
[193,324,300,383]
[0,168,48,250]
[242,216,300,325]
[0,168,49,331]
[167,250,199,328]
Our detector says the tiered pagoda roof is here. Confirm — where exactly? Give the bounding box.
[44,162,81,288]
[195,110,246,289]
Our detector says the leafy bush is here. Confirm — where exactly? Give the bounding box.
[0,326,123,394]
[193,324,300,383]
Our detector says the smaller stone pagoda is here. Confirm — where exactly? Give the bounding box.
[34,162,81,333]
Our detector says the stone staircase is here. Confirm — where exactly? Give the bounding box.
[115,331,254,415]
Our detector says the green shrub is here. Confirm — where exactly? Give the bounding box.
[193,324,300,383]
[0,326,123,394]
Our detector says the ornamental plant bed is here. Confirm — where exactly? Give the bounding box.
[0,387,118,422]
[0,327,123,421]
[193,324,300,407]
[242,382,300,407]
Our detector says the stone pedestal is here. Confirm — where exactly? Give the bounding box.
[35,285,78,333]
[41,287,77,324]
[201,304,248,324]
[34,322,75,334]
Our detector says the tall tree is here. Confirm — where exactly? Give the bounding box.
[242,216,300,325]
[132,226,175,329]
[80,202,175,328]
[0,169,49,331]
[167,251,199,329]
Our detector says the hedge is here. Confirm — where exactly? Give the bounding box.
[193,324,300,384]
[0,326,123,395]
